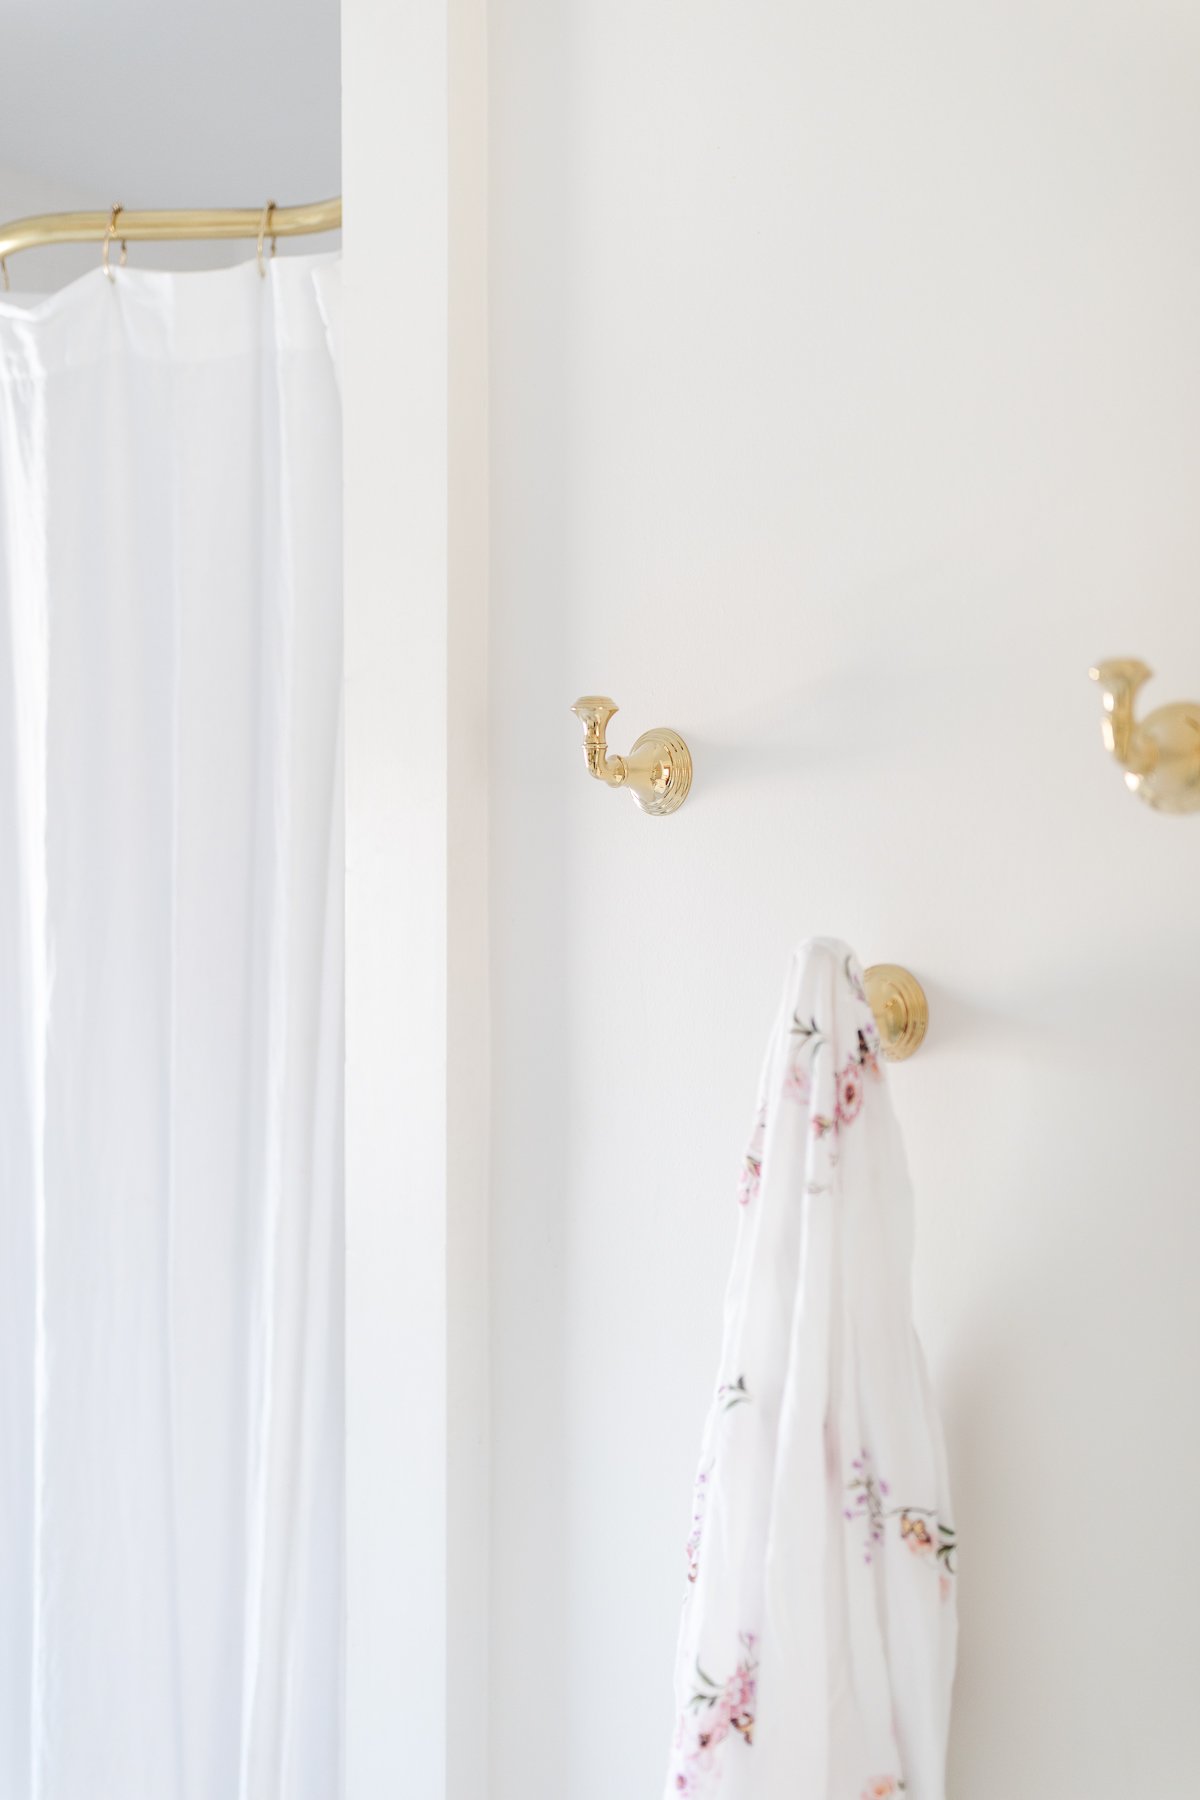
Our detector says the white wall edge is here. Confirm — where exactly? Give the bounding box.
[343,0,489,1792]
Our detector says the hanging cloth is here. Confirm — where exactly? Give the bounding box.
[665,938,957,1800]
[0,256,344,1800]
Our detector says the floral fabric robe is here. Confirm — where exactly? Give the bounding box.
[665,939,957,1800]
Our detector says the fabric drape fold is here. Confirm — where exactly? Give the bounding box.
[0,256,343,1800]
[665,938,956,1800]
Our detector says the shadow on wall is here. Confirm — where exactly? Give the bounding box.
[935,949,1200,1797]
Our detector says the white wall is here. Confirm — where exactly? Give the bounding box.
[489,4,1200,1797]
[343,1,489,1795]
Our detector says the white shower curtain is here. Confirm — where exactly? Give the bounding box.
[0,257,344,1800]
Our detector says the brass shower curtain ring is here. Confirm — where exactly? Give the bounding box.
[102,204,127,281]
[0,257,9,293]
[257,199,278,277]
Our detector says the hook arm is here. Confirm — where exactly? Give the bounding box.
[570,697,627,787]
[1089,659,1155,776]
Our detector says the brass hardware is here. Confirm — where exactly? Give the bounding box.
[570,696,692,817]
[1089,659,1200,814]
[863,964,928,1062]
[0,197,342,265]
[102,204,126,282]
[257,199,278,278]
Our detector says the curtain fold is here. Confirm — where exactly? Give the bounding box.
[0,255,343,1800]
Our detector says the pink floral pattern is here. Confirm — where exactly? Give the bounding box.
[784,1059,811,1104]
[901,1510,957,1579]
[664,943,956,1799]
[737,1108,767,1205]
[788,1013,827,1102]
[900,1513,935,1556]
[844,1448,890,1564]
[788,990,882,1145]
[685,1464,712,1586]
[844,1451,957,1579]
[837,1059,865,1123]
[670,1635,758,1794]
[737,1154,762,1205]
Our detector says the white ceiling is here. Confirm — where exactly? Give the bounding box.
[1,0,340,206]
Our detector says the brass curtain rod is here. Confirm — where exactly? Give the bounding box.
[0,197,341,263]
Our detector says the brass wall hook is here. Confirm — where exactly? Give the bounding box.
[570,696,692,816]
[863,964,928,1062]
[1089,659,1200,813]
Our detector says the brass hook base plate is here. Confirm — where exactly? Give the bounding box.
[627,729,692,816]
[863,963,928,1062]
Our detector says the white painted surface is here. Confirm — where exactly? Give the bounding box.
[343,1,488,1796]
[489,4,1200,1797]
[343,2,447,1788]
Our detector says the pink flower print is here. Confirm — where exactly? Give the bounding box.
[787,1013,824,1102]
[845,1450,887,1562]
[854,1023,882,1080]
[899,1512,935,1557]
[862,1779,904,1799]
[676,1634,759,1782]
[697,1713,730,1754]
[836,1059,864,1125]
[684,1464,712,1586]
[722,1637,758,1746]
[737,1153,762,1206]
[940,1572,953,1603]
[738,1106,767,1202]
[784,1059,811,1104]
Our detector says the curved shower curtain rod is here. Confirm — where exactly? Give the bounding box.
[0,196,342,266]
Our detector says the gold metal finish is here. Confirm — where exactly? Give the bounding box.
[863,964,929,1062]
[0,197,342,264]
[1089,659,1200,814]
[570,696,692,816]
[256,200,278,278]
[102,204,126,282]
